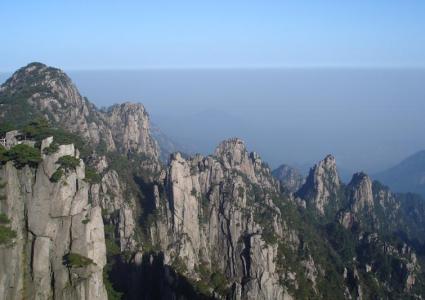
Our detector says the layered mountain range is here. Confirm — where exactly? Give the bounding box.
[0,63,424,300]
[374,150,425,197]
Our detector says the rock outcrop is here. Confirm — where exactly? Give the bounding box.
[150,138,289,299]
[295,155,341,215]
[0,62,160,160]
[0,137,107,300]
[105,103,159,157]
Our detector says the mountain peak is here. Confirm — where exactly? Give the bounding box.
[2,62,70,90]
[106,102,159,157]
[0,63,160,160]
[214,137,246,161]
[296,154,340,215]
[321,154,337,168]
[349,172,369,185]
[348,172,374,212]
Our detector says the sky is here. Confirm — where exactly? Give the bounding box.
[1,1,425,70]
[1,1,425,177]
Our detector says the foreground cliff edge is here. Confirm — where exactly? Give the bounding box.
[0,63,425,299]
[0,134,107,299]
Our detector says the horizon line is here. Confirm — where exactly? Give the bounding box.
[2,64,425,73]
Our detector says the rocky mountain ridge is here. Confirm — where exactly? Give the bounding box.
[0,62,159,159]
[1,63,425,299]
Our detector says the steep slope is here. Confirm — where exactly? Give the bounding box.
[0,61,161,256]
[297,158,425,298]
[0,63,162,299]
[295,155,343,216]
[375,150,425,197]
[0,62,159,158]
[150,138,287,299]
[0,135,107,300]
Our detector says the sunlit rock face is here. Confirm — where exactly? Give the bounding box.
[0,137,107,300]
[296,155,340,215]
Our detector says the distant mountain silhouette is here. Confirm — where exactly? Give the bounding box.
[374,150,425,196]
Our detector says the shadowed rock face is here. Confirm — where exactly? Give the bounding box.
[272,164,305,193]
[295,155,340,215]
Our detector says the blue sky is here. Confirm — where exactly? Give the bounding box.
[1,1,425,70]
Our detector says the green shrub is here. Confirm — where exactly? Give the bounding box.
[193,263,229,297]
[0,225,17,245]
[63,253,95,268]
[172,257,188,274]
[43,142,59,155]
[0,146,7,163]
[210,271,229,296]
[49,155,80,182]
[103,268,123,300]
[0,122,15,138]
[262,227,278,245]
[22,117,50,139]
[57,155,80,171]
[105,239,121,257]
[4,144,41,168]
[192,279,212,297]
[0,213,10,224]
[84,167,101,184]
[12,118,91,160]
[50,169,64,182]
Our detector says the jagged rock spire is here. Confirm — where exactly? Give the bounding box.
[106,102,159,157]
[348,172,374,213]
[296,154,340,215]
[214,138,247,167]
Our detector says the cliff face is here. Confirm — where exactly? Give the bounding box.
[0,137,107,300]
[0,62,160,270]
[105,103,159,157]
[150,138,288,299]
[296,155,341,215]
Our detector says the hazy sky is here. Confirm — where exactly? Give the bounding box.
[60,68,425,177]
[1,1,425,70]
[1,1,425,178]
